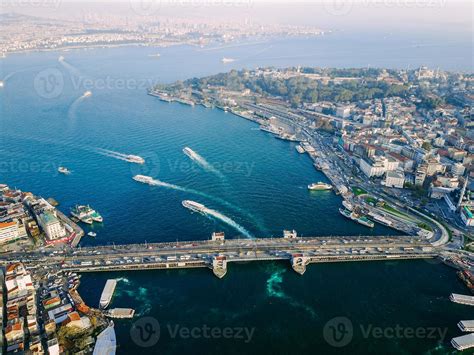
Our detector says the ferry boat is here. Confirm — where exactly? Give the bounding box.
[133,175,154,184]
[58,167,71,175]
[221,57,236,64]
[342,200,353,211]
[355,215,375,228]
[71,206,93,224]
[100,279,117,309]
[296,145,305,154]
[71,205,103,224]
[308,182,332,191]
[182,200,207,214]
[339,208,375,228]
[125,155,145,164]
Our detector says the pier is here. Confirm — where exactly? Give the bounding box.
[11,235,440,278]
[450,293,474,306]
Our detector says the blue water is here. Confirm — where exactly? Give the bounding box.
[1,34,472,354]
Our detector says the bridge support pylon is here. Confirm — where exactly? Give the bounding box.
[291,254,309,275]
[212,256,228,279]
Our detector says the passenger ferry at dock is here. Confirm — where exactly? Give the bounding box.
[100,279,117,309]
[308,182,332,191]
[71,205,103,224]
[182,200,207,214]
[339,208,375,228]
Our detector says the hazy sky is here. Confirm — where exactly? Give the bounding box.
[2,0,472,35]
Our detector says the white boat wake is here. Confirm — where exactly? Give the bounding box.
[201,206,252,238]
[95,148,144,164]
[183,147,223,177]
[68,92,92,120]
[139,177,256,238]
[58,56,82,77]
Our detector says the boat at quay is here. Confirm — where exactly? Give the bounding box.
[99,279,117,309]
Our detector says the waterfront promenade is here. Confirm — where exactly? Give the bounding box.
[10,235,439,278]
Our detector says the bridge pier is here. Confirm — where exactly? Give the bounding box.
[291,254,309,275]
[212,256,228,279]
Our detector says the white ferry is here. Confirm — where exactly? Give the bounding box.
[308,182,332,191]
[133,175,154,184]
[58,166,71,175]
[125,155,145,164]
[182,200,207,214]
[221,57,236,64]
[100,279,117,309]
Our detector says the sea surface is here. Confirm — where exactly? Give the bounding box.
[0,33,472,354]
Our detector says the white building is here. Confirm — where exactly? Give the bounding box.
[0,221,20,244]
[452,163,466,177]
[360,157,387,178]
[385,170,405,189]
[336,106,351,119]
[37,212,66,241]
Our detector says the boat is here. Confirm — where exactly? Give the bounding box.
[0,80,4,88]
[58,55,65,62]
[133,175,154,184]
[339,208,375,228]
[58,167,71,175]
[183,147,199,160]
[148,53,161,58]
[125,155,145,164]
[83,90,92,97]
[308,182,332,191]
[355,215,375,228]
[458,270,474,294]
[342,200,353,211]
[99,279,117,309]
[71,205,103,224]
[221,57,236,64]
[182,200,207,214]
[106,308,135,319]
[88,232,97,238]
[296,145,305,154]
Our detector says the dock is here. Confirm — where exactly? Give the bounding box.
[450,293,474,306]
[99,279,117,309]
[458,320,474,332]
[106,308,135,319]
[451,333,474,351]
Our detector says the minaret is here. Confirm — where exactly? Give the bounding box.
[457,174,469,210]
